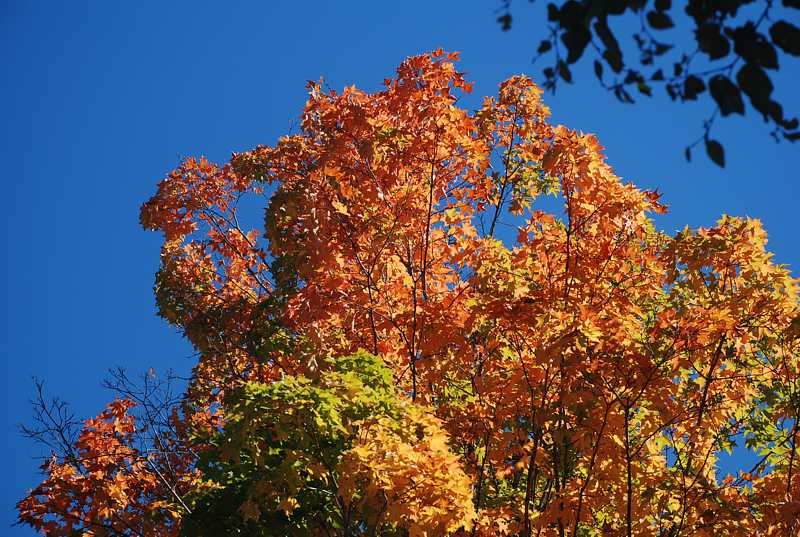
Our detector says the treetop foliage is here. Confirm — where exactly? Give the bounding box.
[18,50,800,536]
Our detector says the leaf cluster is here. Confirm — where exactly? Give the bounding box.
[497,0,800,166]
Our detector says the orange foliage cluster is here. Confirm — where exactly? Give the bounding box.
[19,50,800,536]
[18,400,196,536]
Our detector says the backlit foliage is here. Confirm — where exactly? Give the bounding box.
[19,50,800,536]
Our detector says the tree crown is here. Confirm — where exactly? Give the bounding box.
[18,50,800,536]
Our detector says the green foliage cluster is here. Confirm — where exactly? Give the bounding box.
[182,351,404,536]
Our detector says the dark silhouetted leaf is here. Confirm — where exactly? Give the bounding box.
[666,83,678,100]
[685,146,691,162]
[537,40,553,54]
[731,23,779,69]
[736,63,774,118]
[647,11,674,30]
[547,3,560,21]
[768,100,786,125]
[594,20,621,55]
[497,13,512,31]
[557,60,573,83]
[737,63,773,101]
[654,42,673,56]
[594,60,603,80]
[709,75,744,116]
[497,0,798,162]
[562,27,592,63]
[557,0,587,27]
[624,70,640,84]
[683,75,706,100]
[705,139,725,167]
[606,0,626,14]
[785,132,800,141]
[603,48,624,72]
[770,21,800,56]
[614,86,635,103]
[697,24,731,59]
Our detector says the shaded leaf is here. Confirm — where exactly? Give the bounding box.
[557,60,573,83]
[603,47,624,72]
[709,75,744,116]
[537,40,553,54]
[736,63,774,118]
[666,83,678,100]
[770,21,800,56]
[562,26,592,63]
[705,139,725,167]
[654,42,673,56]
[683,75,706,100]
[614,85,634,103]
[593,60,604,81]
[736,63,773,102]
[731,23,779,69]
[697,24,730,60]
[764,100,797,130]
[647,11,674,30]
[547,2,560,22]
[624,70,641,85]
[594,20,621,56]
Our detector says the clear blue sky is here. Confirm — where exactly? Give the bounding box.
[2,2,797,534]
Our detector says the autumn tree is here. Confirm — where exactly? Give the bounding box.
[495,0,800,166]
[18,50,800,536]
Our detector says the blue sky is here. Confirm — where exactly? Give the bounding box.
[2,2,797,534]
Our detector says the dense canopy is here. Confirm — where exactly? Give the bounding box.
[18,51,800,536]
